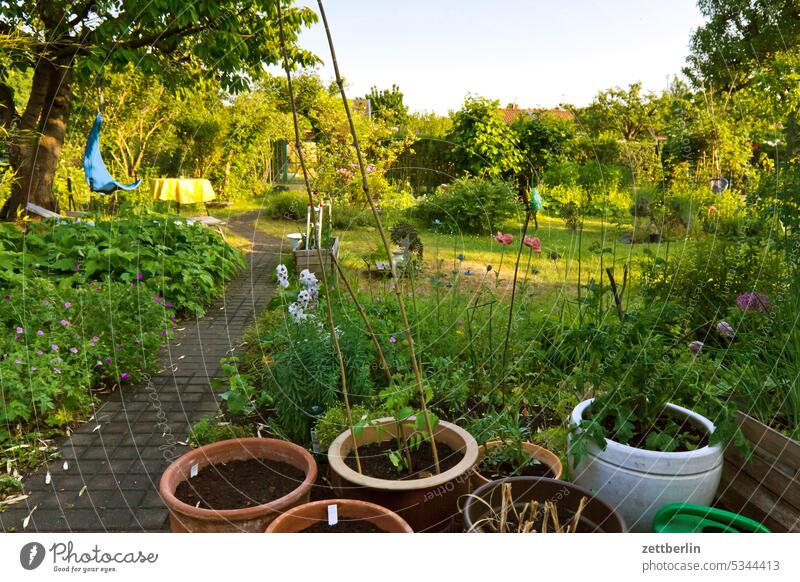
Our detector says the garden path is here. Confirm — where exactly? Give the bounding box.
[0,212,285,532]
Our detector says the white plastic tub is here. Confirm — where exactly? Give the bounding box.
[570,399,723,532]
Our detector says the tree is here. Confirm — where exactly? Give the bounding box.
[512,111,576,177]
[0,1,316,218]
[579,83,665,142]
[366,84,408,126]
[447,95,522,177]
[686,0,800,91]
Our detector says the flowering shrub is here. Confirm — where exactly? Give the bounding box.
[0,277,174,443]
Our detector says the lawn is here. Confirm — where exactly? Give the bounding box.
[241,204,688,311]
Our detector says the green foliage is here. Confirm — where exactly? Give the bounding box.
[0,277,173,442]
[719,275,800,439]
[0,215,245,316]
[578,82,666,141]
[312,403,372,451]
[263,190,310,221]
[366,84,408,126]
[512,111,576,174]
[246,302,377,443]
[447,96,523,177]
[640,235,787,331]
[568,306,735,459]
[215,357,271,419]
[418,177,518,234]
[188,414,256,448]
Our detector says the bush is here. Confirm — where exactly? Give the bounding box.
[418,177,518,234]
[262,190,309,220]
[0,277,175,443]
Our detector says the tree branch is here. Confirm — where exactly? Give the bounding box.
[67,1,96,28]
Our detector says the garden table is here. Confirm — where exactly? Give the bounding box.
[151,178,217,208]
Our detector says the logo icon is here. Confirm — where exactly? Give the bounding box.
[20,542,46,570]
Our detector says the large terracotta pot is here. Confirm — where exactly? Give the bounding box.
[159,437,317,532]
[570,399,723,532]
[472,440,563,488]
[463,476,627,533]
[327,417,479,532]
[266,499,413,533]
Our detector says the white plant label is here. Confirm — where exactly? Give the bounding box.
[327,504,338,526]
[190,464,199,478]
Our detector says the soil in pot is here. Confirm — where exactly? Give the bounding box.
[477,457,555,480]
[174,459,305,510]
[344,441,462,479]
[301,521,385,533]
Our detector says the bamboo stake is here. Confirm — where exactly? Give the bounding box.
[331,254,392,384]
[276,1,361,473]
[317,0,440,472]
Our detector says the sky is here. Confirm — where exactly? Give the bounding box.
[283,0,707,114]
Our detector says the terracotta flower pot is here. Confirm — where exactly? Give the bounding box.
[463,476,627,533]
[472,440,563,488]
[265,499,413,533]
[327,417,479,532]
[159,437,317,532]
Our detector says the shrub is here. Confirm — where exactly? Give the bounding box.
[188,414,256,448]
[262,190,309,220]
[418,177,518,234]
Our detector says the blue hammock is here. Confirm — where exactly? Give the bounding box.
[83,113,141,194]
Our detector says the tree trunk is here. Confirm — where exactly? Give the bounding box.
[1,60,74,219]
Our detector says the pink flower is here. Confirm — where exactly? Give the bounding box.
[96,360,103,366]
[388,337,397,344]
[92,336,99,343]
[51,344,59,351]
[15,326,23,334]
[709,205,718,213]
[688,340,704,354]
[120,373,130,380]
[60,319,70,327]
[64,302,71,309]
[495,231,514,245]
[36,330,44,336]
[136,273,143,280]
[523,236,542,252]
[70,347,78,354]
[736,292,769,313]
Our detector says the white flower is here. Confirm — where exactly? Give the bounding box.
[299,269,318,289]
[276,264,288,278]
[278,276,289,289]
[297,289,312,308]
[288,302,307,322]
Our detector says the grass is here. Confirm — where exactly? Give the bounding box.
[242,205,688,310]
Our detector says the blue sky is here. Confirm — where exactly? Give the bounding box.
[286,0,706,114]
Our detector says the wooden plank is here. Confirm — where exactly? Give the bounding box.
[736,412,800,473]
[718,463,800,532]
[26,202,62,219]
[724,445,800,509]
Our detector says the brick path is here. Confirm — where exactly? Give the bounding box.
[0,212,285,532]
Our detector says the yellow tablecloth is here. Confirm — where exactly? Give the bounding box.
[151,178,216,205]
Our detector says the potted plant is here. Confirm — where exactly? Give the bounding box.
[327,416,478,532]
[468,411,563,487]
[568,335,729,532]
[266,499,413,533]
[463,477,626,533]
[327,376,478,531]
[159,437,317,532]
